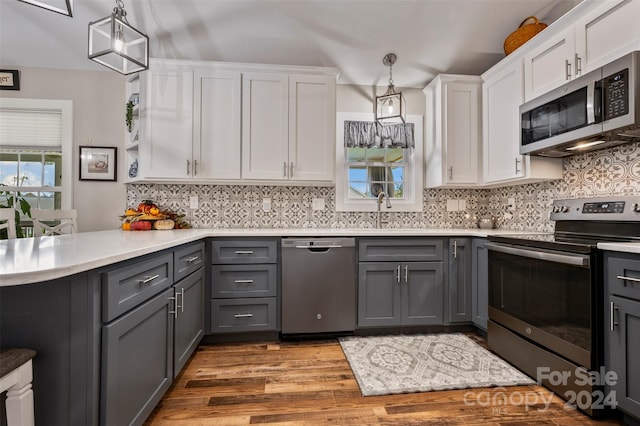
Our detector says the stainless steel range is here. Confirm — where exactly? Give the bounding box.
[487,196,640,416]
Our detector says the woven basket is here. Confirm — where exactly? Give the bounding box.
[503,16,547,55]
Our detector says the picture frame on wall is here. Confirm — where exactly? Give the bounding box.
[0,70,20,90]
[79,146,117,181]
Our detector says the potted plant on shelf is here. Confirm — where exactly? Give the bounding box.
[0,184,32,239]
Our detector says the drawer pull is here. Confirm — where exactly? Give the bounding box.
[185,256,200,263]
[234,250,254,255]
[234,279,255,284]
[169,296,178,318]
[610,301,618,331]
[234,313,254,318]
[617,275,640,284]
[138,274,160,285]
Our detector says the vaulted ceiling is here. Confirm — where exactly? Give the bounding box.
[1,0,580,87]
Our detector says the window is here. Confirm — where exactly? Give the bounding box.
[336,112,423,212]
[0,99,73,223]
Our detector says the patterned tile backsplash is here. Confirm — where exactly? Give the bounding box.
[127,141,640,232]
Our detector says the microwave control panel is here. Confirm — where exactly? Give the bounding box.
[604,68,629,120]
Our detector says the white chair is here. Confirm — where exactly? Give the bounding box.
[0,208,17,239]
[31,209,78,237]
[0,348,36,426]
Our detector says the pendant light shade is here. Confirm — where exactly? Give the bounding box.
[18,0,73,17]
[88,0,148,75]
[376,53,406,125]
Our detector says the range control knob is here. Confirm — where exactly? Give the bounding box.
[634,203,640,213]
[561,205,570,213]
[552,206,561,213]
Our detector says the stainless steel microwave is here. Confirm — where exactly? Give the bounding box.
[520,51,640,157]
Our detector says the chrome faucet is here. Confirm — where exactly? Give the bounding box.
[376,191,392,228]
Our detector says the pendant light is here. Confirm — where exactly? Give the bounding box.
[17,0,73,17]
[88,0,149,75]
[375,53,406,125]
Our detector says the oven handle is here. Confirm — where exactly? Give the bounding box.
[486,242,590,267]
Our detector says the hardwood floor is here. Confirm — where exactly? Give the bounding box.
[146,335,624,425]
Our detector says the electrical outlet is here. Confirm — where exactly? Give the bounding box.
[507,197,516,211]
[458,199,467,211]
[189,196,199,210]
[262,198,271,212]
[447,199,458,212]
[312,198,325,211]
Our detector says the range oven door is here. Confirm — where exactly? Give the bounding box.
[486,242,594,368]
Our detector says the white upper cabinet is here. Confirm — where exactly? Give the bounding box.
[288,75,336,182]
[424,74,481,188]
[194,69,242,180]
[131,59,337,183]
[141,65,194,179]
[482,60,562,185]
[524,0,640,102]
[574,0,640,74]
[242,73,336,182]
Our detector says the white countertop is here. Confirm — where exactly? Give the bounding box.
[598,241,640,254]
[0,228,535,287]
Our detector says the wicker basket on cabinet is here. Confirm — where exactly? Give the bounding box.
[503,16,547,55]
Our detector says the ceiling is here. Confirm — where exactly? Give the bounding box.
[0,0,580,88]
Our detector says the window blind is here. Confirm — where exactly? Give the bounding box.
[0,108,63,149]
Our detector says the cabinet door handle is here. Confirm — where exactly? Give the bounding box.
[185,256,199,263]
[138,274,160,285]
[448,166,453,180]
[565,59,572,80]
[404,264,408,283]
[396,264,401,284]
[193,159,198,176]
[453,240,457,259]
[574,53,582,76]
[234,279,254,284]
[610,301,618,331]
[234,250,254,255]
[617,275,640,284]
[283,161,288,178]
[178,288,185,313]
[169,296,178,318]
[515,157,522,175]
[186,159,191,175]
[234,313,254,318]
[289,162,294,179]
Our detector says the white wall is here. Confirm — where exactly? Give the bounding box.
[0,67,126,232]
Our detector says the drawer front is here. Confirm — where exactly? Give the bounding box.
[358,238,444,262]
[210,298,277,332]
[174,242,205,282]
[211,264,277,298]
[607,253,640,300]
[102,252,174,322]
[211,239,277,264]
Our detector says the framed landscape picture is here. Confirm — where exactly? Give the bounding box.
[79,146,117,181]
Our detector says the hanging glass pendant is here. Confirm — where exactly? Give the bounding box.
[88,0,149,75]
[376,53,406,125]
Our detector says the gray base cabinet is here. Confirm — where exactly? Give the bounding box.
[101,288,174,426]
[173,268,205,376]
[210,239,279,333]
[357,238,444,327]
[605,252,640,422]
[471,238,488,330]
[447,238,471,324]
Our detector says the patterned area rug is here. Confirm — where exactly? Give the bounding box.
[339,333,535,396]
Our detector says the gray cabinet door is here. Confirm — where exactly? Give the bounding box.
[471,238,488,330]
[174,242,205,282]
[174,268,205,377]
[101,288,174,426]
[447,238,472,323]
[403,262,444,325]
[358,262,402,327]
[609,295,640,420]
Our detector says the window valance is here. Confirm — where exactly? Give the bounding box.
[344,120,414,149]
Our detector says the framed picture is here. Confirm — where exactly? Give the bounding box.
[79,146,117,181]
[0,70,20,90]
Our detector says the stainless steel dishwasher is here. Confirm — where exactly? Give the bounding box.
[281,237,356,334]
